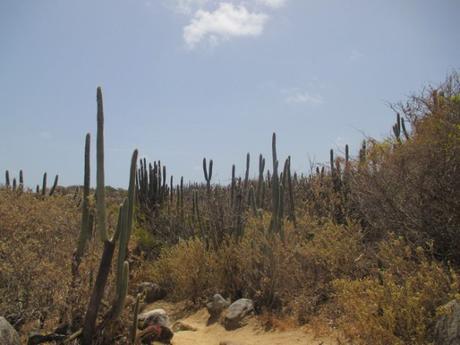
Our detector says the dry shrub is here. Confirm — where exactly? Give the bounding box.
[352,73,460,262]
[149,237,216,303]
[0,190,80,328]
[333,236,458,345]
[149,213,365,323]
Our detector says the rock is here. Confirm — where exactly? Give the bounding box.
[219,341,244,345]
[172,321,197,332]
[138,282,167,303]
[137,324,174,345]
[222,299,254,330]
[434,300,460,345]
[138,308,170,329]
[206,294,230,319]
[0,317,20,345]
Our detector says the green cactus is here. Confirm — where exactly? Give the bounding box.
[244,153,250,190]
[12,178,17,191]
[285,156,296,227]
[49,175,59,196]
[5,170,10,188]
[359,140,366,164]
[393,113,402,143]
[81,87,138,345]
[270,133,281,236]
[41,172,47,196]
[256,154,265,209]
[19,170,23,191]
[230,164,236,208]
[203,158,213,195]
[76,134,91,260]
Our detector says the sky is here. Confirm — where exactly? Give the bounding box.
[1,0,459,188]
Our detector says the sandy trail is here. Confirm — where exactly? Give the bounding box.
[145,301,337,345]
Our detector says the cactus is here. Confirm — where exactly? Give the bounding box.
[244,153,250,190]
[285,156,296,227]
[12,178,17,191]
[96,87,108,242]
[256,154,265,209]
[19,170,23,191]
[359,140,366,164]
[330,149,334,175]
[203,158,213,195]
[393,113,402,143]
[76,134,91,261]
[130,294,141,344]
[49,175,59,196]
[270,133,282,236]
[81,87,138,345]
[230,164,236,208]
[5,170,10,188]
[41,172,47,196]
[249,185,257,216]
[401,117,410,140]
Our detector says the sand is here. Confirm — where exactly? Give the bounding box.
[144,301,337,345]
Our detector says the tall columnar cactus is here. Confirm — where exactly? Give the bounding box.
[230,164,236,208]
[203,158,213,195]
[244,153,250,190]
[96,87,108,242]
[270,133,283,237]
[401,117,410,140]
[19,170,23,191]
[49,175,59,196]
[76,134,91,261]
[12,178,17,191]
[5,170,10,188]
[330,149,334,175]
[285,156,296,227]
[256,154,265,209]
[359,140,367,165]
[393,113,402,143]
[248,185,257,216]
[81,87,138,345]
[41,172,47,196]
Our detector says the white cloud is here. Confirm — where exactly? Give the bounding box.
[256,0,287,9]
[183,3,269,48]
[284,89,324,106]
[172,0,211,14]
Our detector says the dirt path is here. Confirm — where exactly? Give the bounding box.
[144,301,337,345]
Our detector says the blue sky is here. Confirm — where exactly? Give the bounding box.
[1,0,459,187]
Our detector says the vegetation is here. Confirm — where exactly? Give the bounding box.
[0,72,459,344]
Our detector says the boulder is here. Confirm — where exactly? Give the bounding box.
[0,317,20,345]
[137,282,167,303]
[222,299,254,330]
[435,300,460,345]
[206,294,230,319]
[138,308,170,329]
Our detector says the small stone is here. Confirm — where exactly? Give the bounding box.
[222,299,254,330]
[137,282,167,303]
[138,308,170,329]
[0,317,21,345]
[434,299,460,345]
[206,294,230,319]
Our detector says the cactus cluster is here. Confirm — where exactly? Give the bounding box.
[74,87,138,345]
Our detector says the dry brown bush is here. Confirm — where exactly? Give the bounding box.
[0,190,80,329]
[351,73,460,262]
